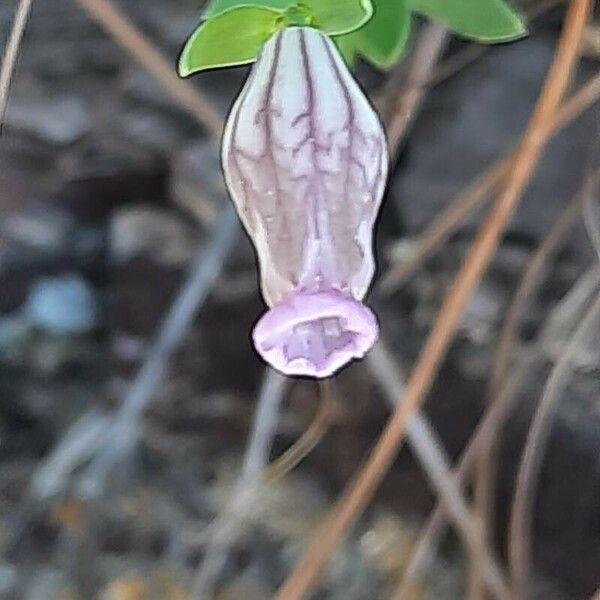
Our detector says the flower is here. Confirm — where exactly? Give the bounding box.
[222,26,388,378]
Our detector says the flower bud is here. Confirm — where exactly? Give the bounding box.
[222,26,388,377]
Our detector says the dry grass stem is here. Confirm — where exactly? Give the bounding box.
[469,171,599,600]
[492,176,597,391]
[0,0,35,129]
[508,292,600,598]
[31,206,239,501]
[392,268,599,599]
[274,2,591,597]
[583,176,600,262]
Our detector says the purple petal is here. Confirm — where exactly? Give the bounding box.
[222,27,388,306]
[252,288,378,378]
[221,26,389,377]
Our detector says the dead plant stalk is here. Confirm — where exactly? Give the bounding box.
[0,0,35,128]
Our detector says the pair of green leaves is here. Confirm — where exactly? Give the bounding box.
[179,0,373,75]
[336,0,526,69]
[179,0,526,76]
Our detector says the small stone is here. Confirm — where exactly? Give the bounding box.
[6,94,90,144]
[25,274,98,334]
[462,282,505,345]
[24,568,67,600]
[360,512,418,577]
[0,314,29,355]
[110,205,197,267]
[100,576,145,600]
[2,206,75,253]
[0,564,18,596]
[169,141,223,225]
[116,109,182,153]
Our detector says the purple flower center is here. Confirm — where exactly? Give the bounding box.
[252,288,378,378]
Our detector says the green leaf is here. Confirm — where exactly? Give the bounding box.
[203,0,294,19]
[335,0,411,69]
[302,0,374,36]
[203,0,374,35]
[178,6,282,75]
[409,0,526,42]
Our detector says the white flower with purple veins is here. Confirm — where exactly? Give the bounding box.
[222,26,388,378]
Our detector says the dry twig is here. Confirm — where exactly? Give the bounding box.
[275,2,591,596]
[583,174,600,261]
[77,206,239,497]
[31,205,239,500]
[507,170,600,598]
[508,292,600,598]
[0,0,34,129]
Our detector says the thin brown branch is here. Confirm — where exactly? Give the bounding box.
[492,177,597,393]
[274,2,591,597]
[74,0,223,137]
[508,292,600,599]
[0,0,34,129]
[378,70,600,295]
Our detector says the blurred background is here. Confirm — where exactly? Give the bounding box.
[0,0,599,598]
